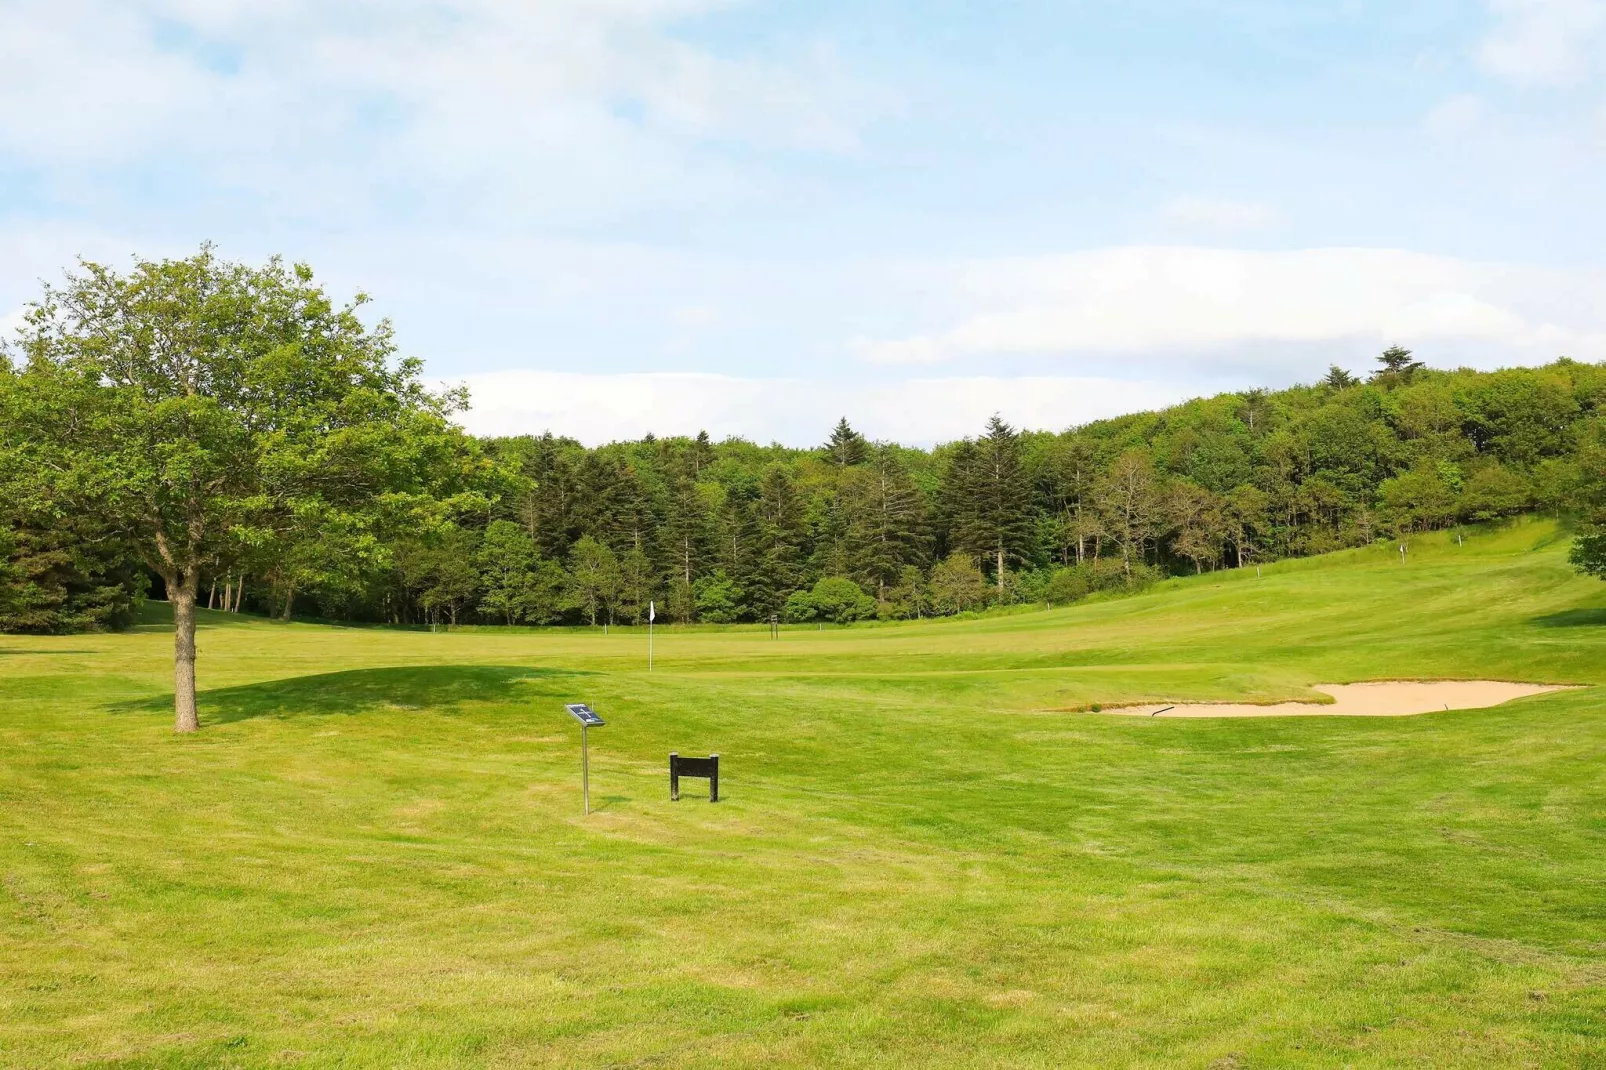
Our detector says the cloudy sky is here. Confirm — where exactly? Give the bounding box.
[3,0,1604,444]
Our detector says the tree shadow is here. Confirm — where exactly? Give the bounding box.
[1532,608,1606,628]
[0,649,96,655]
[111,665,590,724]
[132,604,326,631]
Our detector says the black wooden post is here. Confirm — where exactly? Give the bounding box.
[668,752,719,802]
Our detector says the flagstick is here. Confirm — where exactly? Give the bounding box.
[648,600,655,673]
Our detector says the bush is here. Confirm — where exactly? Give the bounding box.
[1041,559,1159,607]
[782,589,818,623]
[796,576,876,624]
[929,553,989,615]
[1044,567,1090,606]
[693,570,743,623]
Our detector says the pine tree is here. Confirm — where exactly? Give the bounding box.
[748,466,809,619]
[824,417,869,469]
[946,416,1033,598]
[662,474,710,588]
[1321,364,1359,389]
[1371,345,1425,386]
[841,446,932,599]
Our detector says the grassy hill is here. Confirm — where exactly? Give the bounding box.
[2,518,1604,1067]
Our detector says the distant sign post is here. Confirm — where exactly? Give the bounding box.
[669,752,719,803]
[565,703,606,814]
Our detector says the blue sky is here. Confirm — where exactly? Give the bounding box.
[2,0,1603,443]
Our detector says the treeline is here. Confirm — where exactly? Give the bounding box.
[7,344,1602,633]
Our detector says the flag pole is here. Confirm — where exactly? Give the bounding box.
[648,600,655,673]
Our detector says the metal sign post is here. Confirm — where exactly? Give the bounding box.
[565,703,606,814]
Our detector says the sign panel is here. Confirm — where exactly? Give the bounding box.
[565,703,605,727]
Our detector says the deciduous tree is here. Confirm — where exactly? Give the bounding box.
[0,247,470,731]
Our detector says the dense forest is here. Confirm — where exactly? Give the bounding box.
[3,252,1604,638]
[5,353,1603,634]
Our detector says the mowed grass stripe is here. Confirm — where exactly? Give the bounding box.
[1,518,1604,1067]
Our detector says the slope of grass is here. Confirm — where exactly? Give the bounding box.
[2,518,1605,1068]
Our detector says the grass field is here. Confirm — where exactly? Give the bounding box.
[3,518,1605,1068]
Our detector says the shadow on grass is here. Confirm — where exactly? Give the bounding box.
[1532,608,1606,628]
[0,649,96,655]
[112,665,589,724]
[134,603,303,631]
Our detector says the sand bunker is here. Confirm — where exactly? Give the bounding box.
[1113,680,1579,719]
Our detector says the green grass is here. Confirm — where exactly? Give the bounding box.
[3,517,1605,1068]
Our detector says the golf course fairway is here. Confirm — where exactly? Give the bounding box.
[3,518,1604,1068]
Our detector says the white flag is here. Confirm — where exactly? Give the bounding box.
[648,600,655,623]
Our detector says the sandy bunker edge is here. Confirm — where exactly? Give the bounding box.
[1088,680,1585,719]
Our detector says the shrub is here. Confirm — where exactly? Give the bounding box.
[928,553,989,615]
[801,576,876,624]
[693,570,743,623]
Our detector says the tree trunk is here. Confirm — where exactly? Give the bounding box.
[280,583,295,620]
[996,546,1005,597]
[172,572,200,733]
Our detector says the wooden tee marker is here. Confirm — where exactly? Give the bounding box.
[669,753,719,802]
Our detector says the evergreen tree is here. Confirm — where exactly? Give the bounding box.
[615,547,656,624]
[662,473,710,588]
[824,417,869,469]
[748,466,809,619]
[946,416,1033,597]
[841,446,931,599]
[1372,345,1425,385]
[1322,365,1359,389]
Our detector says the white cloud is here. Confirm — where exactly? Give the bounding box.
[1424,94,1485,139]
[851,246,1606,367]
[1479,0,1606,85]
[1161,196,1276,235]
[0,0,870,222]
[456,370,1196,445]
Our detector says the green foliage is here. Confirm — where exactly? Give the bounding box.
[879,564,929,620]
[692,569,744,623]
[945,415,1033,588]
[1041,558,1156,606]
[1569,530,1606,579]
[8,287,1606,635]
[567,536,621,626]
[823,416,868,468]
[783,575,875,624]
[0,246,479,728]
[928,552,989,614]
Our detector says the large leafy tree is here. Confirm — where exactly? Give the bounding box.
[1569,420,1606,580]
[0,247,473,731]
[1098,450,1163,577]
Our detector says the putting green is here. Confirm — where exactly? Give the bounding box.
[1,518,1604,1068]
